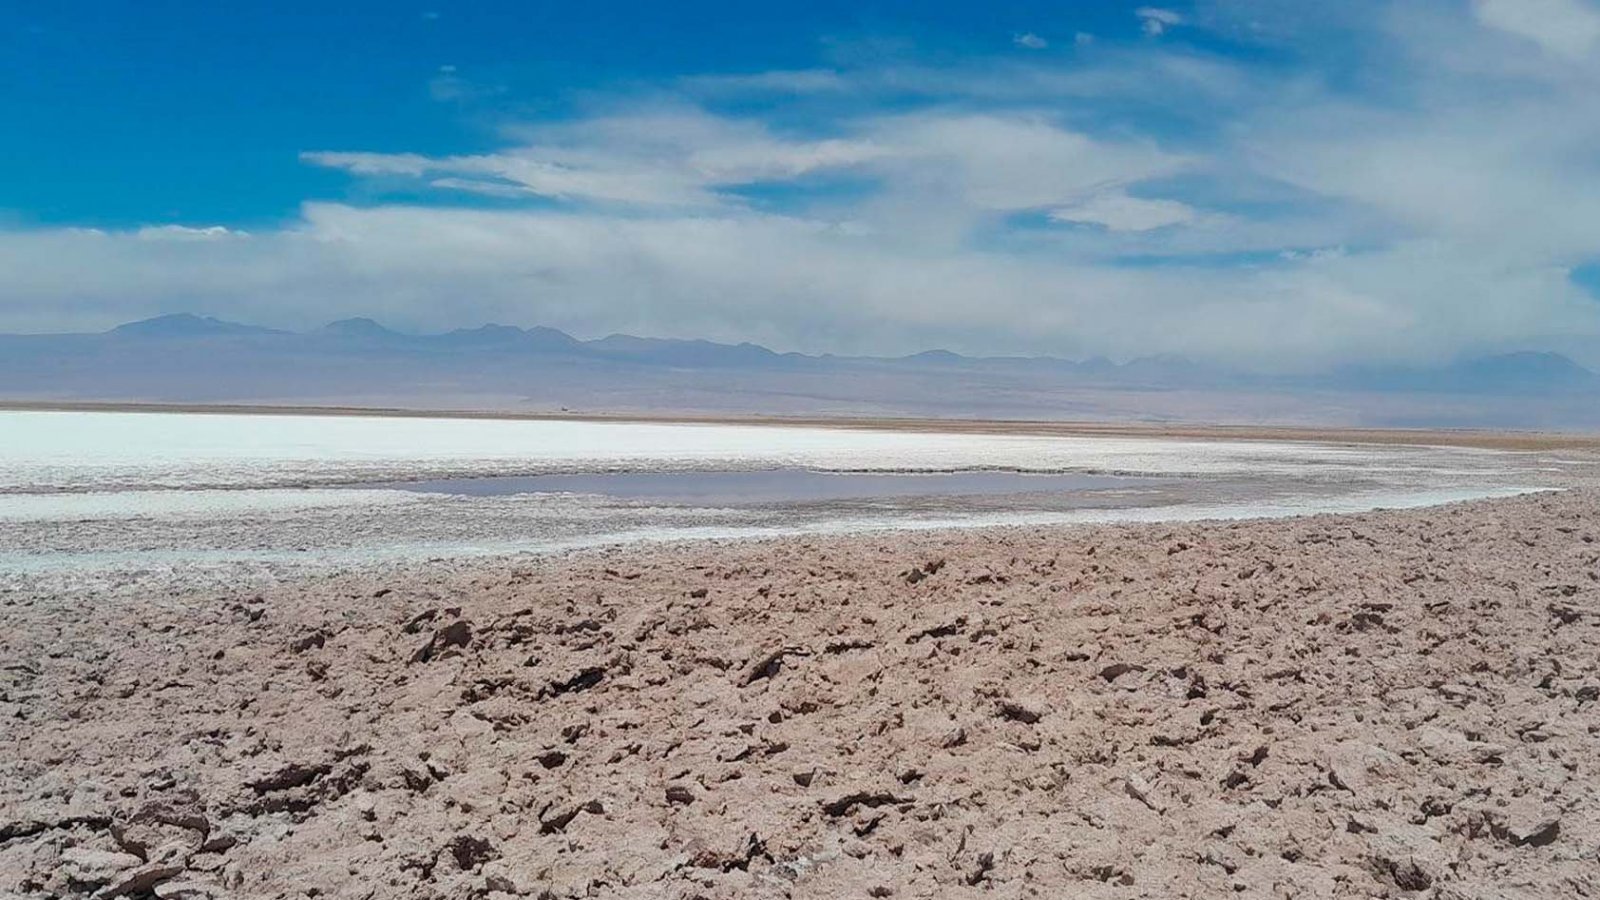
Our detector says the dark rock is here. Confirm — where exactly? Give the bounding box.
[997,699,1045,724]
[965,851,995,885]
[907,618,967,644]
[1549,605,1582,626]
[541,666,605,698]
[688,832,768,872]
[820,790,904,817]
[1369,856,1433,891]
[402,608,440,634]
[1496,814,1561,848]
[740,647,807,686]
[410,620,473,664]
[538,799,601,834]
[248,762,330,794]
[447,834,498,870]
[1349,611,1387,631]
[0,818,49,842]
[1099,663,1146,682]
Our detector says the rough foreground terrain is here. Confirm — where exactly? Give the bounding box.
[4,491,1600,898]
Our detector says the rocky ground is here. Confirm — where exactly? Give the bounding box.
[3,490,1599,898]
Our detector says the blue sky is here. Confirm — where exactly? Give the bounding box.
[4,2,1176,227]
[4,0,1600,369]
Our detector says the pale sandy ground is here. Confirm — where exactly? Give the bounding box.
[4,490,1600,898]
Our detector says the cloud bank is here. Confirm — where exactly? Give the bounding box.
[5,0,1600,371]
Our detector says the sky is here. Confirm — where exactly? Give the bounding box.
[4,0,1600,370]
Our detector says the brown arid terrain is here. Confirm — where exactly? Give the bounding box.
[4,489,1600,898]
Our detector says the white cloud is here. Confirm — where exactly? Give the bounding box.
[1014,33,1048,49]
[1050,192,1199,232]
[1280,246,1348,262]
[1472,0,1600,59]
[1136,7,1184,36]
[304,110,1178,225]
[134,225,247,241]
[305,111,887,209]
[427,177,533,198]
[301,151,433,177]
[864,113,1189,213]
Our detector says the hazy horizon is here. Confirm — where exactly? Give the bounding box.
[6,307,1600,430]
[14,309,1600,374]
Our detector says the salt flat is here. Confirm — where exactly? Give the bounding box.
[4,410,1600,899]
[1,410,1588,599]
[0,409,1544,493]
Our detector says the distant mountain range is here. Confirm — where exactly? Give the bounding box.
[2,313,1597,429]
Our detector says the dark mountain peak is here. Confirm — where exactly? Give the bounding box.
[1329,350,1596,394]
[322,317,398,337]
[904,349,966,365]
[591,333,676,350]
[111,313,279,337]
[1121,353,1208,375]
[1459,351,1593,381]
[433,323,580,352]
[586,333,782,366]
[523,325,581,348]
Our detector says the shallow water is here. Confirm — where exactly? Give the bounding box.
[363,470,1156,504]
[0,409,1578,595]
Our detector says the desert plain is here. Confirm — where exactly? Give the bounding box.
[4,485,1599,898]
